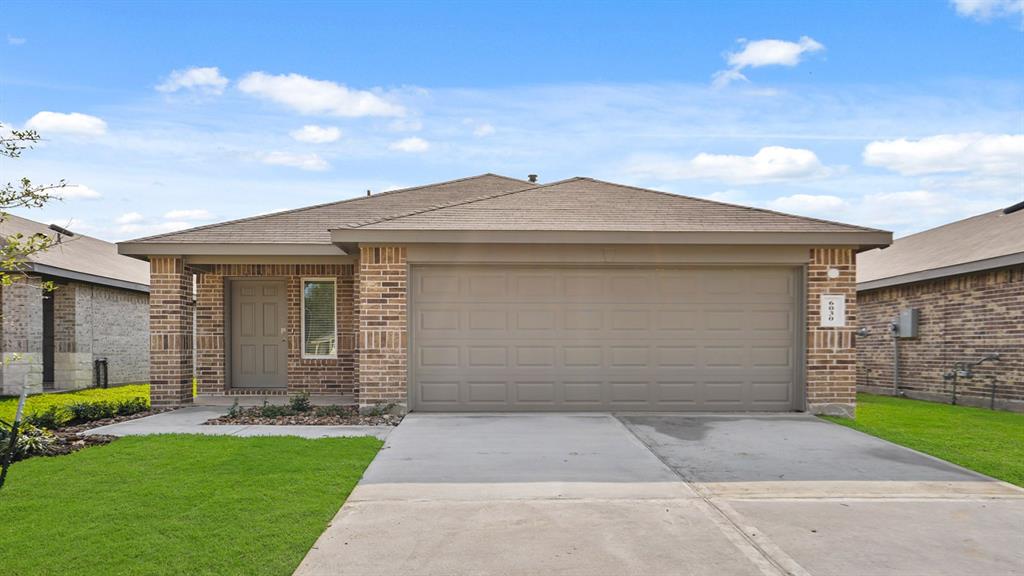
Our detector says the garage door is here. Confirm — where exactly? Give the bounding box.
[410,266,800,412]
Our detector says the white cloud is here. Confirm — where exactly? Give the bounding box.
[473,122,496,137]
[767,194,848,215]
[629,146,830,184]
[53,185,102,199]
[260,151,330,171]
[156,66,229,95]
[863,133,1024,176]
[713,36,825,88]
[238,72,405,117]
[116,212,144,224]
[7,35,26,46]
[290,125,341,143]
[25,111,107,136]
[388,118,423,132]
[388,137,430,153]
[164,209,212,220]
[951,0,1024,22]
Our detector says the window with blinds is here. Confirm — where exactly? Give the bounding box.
[302,279,336,358]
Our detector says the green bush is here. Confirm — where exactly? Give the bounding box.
[24,405,66,429]
[0,423,58,462]
[0,385,150,425]
[289,391,312,413]
[313,405,353,417]
[114,397,148,417]
[258,403,292,418]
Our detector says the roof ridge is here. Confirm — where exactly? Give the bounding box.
[124,173,529,242]
[888,207,1007,243]
[572,177,887,234]
[338,177,583,229]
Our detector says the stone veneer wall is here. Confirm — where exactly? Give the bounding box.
[357,246,407,409]
[194,264,356,396]
[806,248,858,417]
[857,264,1023,411]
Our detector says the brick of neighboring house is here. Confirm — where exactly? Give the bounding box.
[194,263,356,397]
[858,264,1024,412]
[357,246,407,411]
[149,256,195,408]
[806,248,858,417]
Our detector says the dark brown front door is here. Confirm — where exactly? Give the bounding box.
[230,280,287,388]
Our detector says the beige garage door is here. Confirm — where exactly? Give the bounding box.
[410,266,800,412]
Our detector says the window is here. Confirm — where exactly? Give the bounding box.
[302,278,336,358]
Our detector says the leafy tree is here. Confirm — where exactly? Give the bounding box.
[0,122,66,490]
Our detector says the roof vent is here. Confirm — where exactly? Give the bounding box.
[527,174,538,183]
[366,189,371,197]
[1003,200,1024,215]
[48,223,75,237]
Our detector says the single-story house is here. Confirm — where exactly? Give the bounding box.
[857,202,1023,412]
[118,174,890,416]
[1,214,150,395]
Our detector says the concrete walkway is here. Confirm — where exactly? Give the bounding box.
[82,406,392,440]
[296,413,1024,576]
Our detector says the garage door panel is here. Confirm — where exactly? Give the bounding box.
[412,266,799,412]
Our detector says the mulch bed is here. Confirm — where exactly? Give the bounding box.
[206,407,402,427]
[10,409,175,461]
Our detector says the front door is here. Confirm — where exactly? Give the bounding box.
[230,280,288,388]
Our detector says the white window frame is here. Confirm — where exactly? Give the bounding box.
[300,277,338,360]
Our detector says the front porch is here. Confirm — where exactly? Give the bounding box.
[148,248,408,410]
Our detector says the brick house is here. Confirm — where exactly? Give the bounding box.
[118,175,890,416]
[0,214,150,395]
[857,202,1024,412]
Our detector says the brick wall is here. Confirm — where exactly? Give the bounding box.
[806,248,858,417]
[0,279,44,395]
[858,264,1024,411]
[357,246,407,409]
[194,264,356,396]
[52,282,149,389]
[149,256,194,408]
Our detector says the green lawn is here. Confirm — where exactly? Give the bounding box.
[0,435,382,576]
[0,384,150,423]
[823,393,1024,487]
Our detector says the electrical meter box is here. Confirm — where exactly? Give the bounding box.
[897,308,919,338]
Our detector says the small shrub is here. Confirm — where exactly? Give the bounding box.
[289,391,312,413]
[365,403,397,417]
[0,423,58,462]
[66,401,117,425]
[313,405,354,417]
[258,403,293,418]
[114,397,149,416]
[227,399,242,418]
[25,405,67,429]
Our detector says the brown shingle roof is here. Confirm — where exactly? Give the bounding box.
[857,206,1024,288]
[128,174,532,244]
[342,177,883,233]
[1,213,149,289]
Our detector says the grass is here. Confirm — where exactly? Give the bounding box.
[0,434,382,576]
[0,384,150,423]
[823,393,1024,487]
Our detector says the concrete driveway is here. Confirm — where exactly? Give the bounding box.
[295,413,1024,576]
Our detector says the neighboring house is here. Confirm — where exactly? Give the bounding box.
[857,202,1024,412]
[118,174,890,416]
[0,214,150,395]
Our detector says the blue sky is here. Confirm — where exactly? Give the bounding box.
[2,0,1022,241]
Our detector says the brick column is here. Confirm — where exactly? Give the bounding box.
[806,248,857,417]
[357,246,407,411]
[149,256,194,407]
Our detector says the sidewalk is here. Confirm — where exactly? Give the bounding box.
[81,406,393,440]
